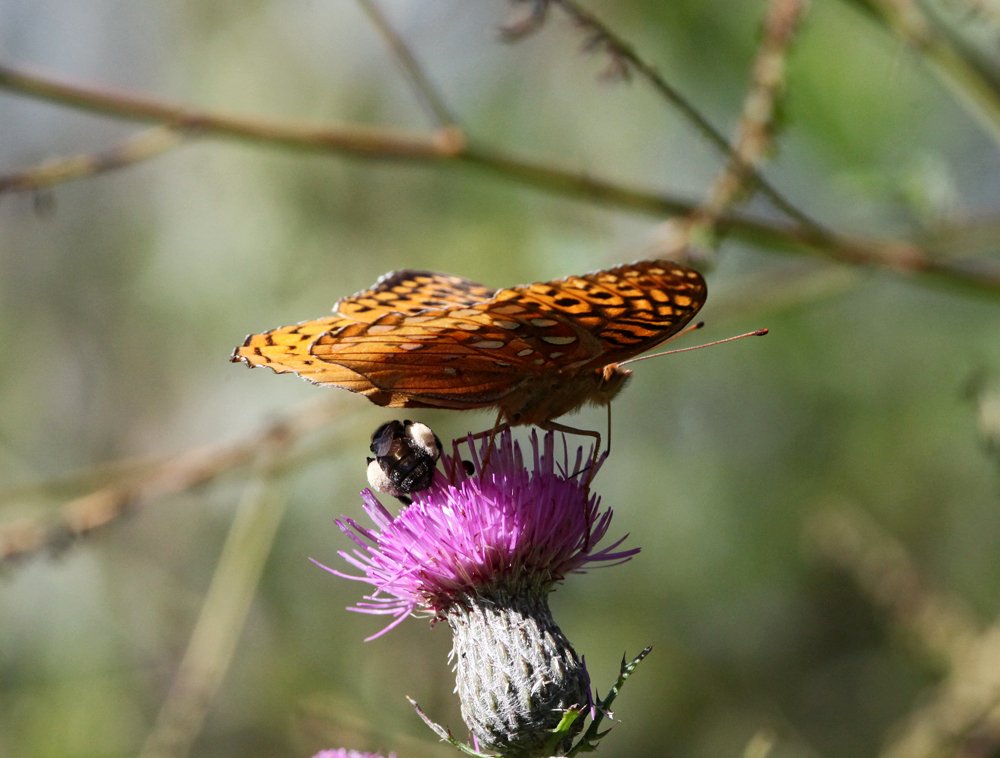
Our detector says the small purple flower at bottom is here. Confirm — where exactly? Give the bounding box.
[313,750,395,758]
[314,429,639,758]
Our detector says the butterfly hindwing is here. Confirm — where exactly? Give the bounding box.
[335,270,497,322]
[232,259,707,413]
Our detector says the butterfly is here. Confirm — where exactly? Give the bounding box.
[231,260,707,441]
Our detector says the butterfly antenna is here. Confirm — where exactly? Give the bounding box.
[671,320,706,342]
[605,403,612,458]
[617,328,768,368]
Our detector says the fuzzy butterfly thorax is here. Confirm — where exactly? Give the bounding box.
[499,363,633,427]
[231,260,706,428]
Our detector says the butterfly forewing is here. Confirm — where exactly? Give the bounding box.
[232,259,707,415]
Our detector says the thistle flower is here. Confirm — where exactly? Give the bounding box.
[315,429,639,758]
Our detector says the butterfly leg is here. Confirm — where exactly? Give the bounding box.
[537,419,602,551]
[538,420,602,474]
[450,409,509,480]
[478,409,508,475]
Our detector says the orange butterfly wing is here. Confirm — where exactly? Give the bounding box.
[492,259,707,369]
[335,270,496,322]
[231,260,706,413]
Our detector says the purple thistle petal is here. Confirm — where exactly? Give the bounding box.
[321,429,640,638]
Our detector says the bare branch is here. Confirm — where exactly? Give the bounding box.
[355,0,457,127]
[550,0,828,234]
[0,397,351,567]
[881,626,1000,758]
[702,0,805,222]
[807,506,1000,755]
[868,0,1000,149]
[656,0,806,261]
[805,506,980,668]
[3,61,1000,297]
[0,62,465,159]
[139,443,292,758]
[0,125,183,194]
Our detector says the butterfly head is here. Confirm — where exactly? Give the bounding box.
[593,363,632,407]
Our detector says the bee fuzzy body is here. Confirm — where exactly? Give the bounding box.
[366,420,442,504]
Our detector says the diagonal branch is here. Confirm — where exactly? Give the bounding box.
[0,125,183,193]
[355,0,457,127]
[138,444,292,758]
[550,0,828,234]
[656,0,806,260]
[858,0,1000,149]
[0,62,465,159]
[0,397,352,567]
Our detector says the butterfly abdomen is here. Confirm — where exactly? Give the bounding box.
[500,366,632,426]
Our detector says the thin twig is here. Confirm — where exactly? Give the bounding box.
[3,61,1000,296]
[0,397,350,567]
[355,0,457,127]
[948,0,1000,29]
[138,443,292,758]
[0,62,465,159]
[550,0,829,234]
[805,506,980,668]
[657,0,806,260]
[701,0,805,222]
[806,511,1000,758]
[0,125,183,194]
[867,0,1000,149]
[880,623,1000,758]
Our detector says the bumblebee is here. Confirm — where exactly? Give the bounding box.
[366,420,442,504]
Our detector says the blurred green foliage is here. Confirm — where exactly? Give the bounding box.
[2,1,1000,758]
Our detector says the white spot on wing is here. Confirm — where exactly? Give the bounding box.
[542,336,576,345]
[492,304,526,315]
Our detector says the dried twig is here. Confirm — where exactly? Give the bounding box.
[0,397,350,567]
[881,623,1000,758]
[702,0,804,223]
[550,0,825,234]
[866,0,1000,148]
[806,506,980,667]
[657,0,806,260]
[0,62,465,159]
[3,62,1000,296]
[0,125,183,194]
[355,0,457,127]
[138,442,293,758]
[806,505,1000,758]
[949,0,1000,29]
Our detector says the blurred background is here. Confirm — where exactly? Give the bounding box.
[2,1,1000,757]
